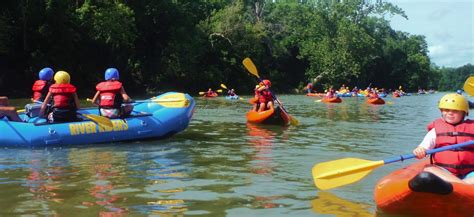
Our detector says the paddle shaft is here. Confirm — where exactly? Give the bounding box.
[384,140,474,164]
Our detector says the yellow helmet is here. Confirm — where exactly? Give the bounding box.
[438,93,469,114]
[54,71,70,84]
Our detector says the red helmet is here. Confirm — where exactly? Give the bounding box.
[263,79,271,87]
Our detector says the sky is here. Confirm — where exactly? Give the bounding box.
[388,0,473,68]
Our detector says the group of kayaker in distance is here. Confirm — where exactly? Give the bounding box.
[0,67,133,123]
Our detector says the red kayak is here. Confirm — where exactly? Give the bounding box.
[322,97,342,103]
[203,92,218,98]
[246,106,290,126]
[367,97,385,105]
[374,159,474,216]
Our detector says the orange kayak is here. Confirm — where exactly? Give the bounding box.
[246,106,290,126]
[306,93,325,97]
[322,97,342,103]
[367,97,385,105]
[374,159,474,216]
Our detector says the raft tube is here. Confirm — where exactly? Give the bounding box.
[246,106,290,126]
[374,159,474,216]
[0,92,195,147]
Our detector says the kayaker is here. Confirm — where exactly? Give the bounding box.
[205,88,216,97]
[412,93,474,184]
[32,67,54,102]
[305,82,313,94]
[0,96,23,122]
[39,71,81,123]
[325,86,335,98]
[228,88,236,96]
[26,67,54,117]
[257,79,274,112]
[456,89,474,109]
[91,68,133,118]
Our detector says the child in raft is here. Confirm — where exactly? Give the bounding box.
[412,93,474,184]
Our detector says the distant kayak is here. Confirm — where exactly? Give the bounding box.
[225,95,240,100]
[0,92,195,147]
[246,106,290,126]
[374,159,474,216]
[367,97,385,105]
[322,97,342,103]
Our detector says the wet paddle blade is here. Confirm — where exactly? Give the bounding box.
[220,84,228,89]
[312,158,384,190]
[243,58,260,78]
[217,89,223,93]
[289,115,299,126]
[463,76,474,96]
[82,114,113,128]
[199,92,205,95]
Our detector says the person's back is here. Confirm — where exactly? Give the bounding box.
[32,68,54,102]
[40,71,80,123]
[91,68,133,118]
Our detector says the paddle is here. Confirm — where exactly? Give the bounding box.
[199,89,222,95]
[463,76,474,96]
[242,57,299,126]
[87,97,189,108]
[220,84,228,89]
[80,113,113,128]
[312,140,474,190]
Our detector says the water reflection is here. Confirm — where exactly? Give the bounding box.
[245,123,287,209]
[311,191,373,216]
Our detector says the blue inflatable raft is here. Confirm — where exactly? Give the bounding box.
[0,92,195,147]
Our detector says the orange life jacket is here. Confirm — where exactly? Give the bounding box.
[427,118,474,177]
[49,84,77,109]
[32,80,51,101]
[96,81,123,108]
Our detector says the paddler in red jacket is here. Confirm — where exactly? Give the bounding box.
[40,71,80,123]
[32,67,54,102]
[413,93,474,184]
[257,79,274,112]
[91,68,133,118]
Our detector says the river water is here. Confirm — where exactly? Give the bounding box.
[0,93,447,216]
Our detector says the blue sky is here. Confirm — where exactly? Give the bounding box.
[388,0,473,68]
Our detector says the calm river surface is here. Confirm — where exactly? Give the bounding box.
[1,93,449,216]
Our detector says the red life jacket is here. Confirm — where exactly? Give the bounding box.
[427,118,474,177]
[96,81,123,108]
[32,80,51,101]
[259,89,273,103]
[49,84,77,109]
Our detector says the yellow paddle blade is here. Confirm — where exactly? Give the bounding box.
[315,100,322,102]
[152,93,189,108]
[289,115,299,126]
[217,89,223,93]
[82,114,113,128]
[17,109,25,113]
[312,158,384,190]
[243,57,260,78]
[463,76,474,96]
[220,84,228,89]
[199,92,205,95]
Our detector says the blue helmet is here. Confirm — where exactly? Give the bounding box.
[104,68,119,81]
[38,67,54,81]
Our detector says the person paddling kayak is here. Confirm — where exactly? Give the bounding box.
[412,93,474,184]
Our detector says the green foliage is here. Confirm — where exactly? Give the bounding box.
[0,0,469,96]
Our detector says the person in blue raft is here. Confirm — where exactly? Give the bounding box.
[412,93,474,184]
[39,71,81,123]
[25,67,55,117]
[91,68,133,118]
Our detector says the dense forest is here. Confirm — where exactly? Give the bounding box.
[0,0,472,97]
